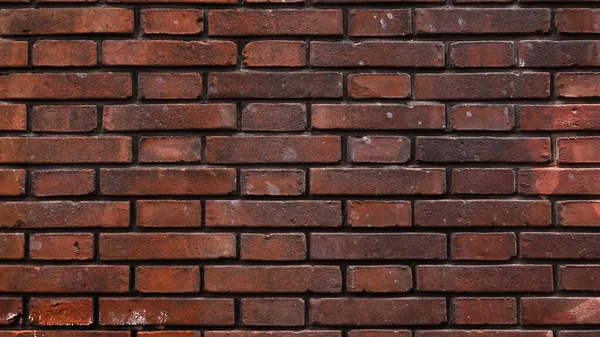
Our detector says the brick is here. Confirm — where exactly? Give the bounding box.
[521,233,600,259]
[104,104,235,131]
[0,201,129,228]
[522,298,600,324]
[0,266,129,293]
[242,103,306,131]
[417,265,553,292]
[0,8,134,35]
[208,72,342,98]
[29,233,94,260]
[33,41,96,67]
[450,42,515,67]
[103,40,236,66]
[558,137,600,163]
[452,298,517,325]
[107,0,234,4]
[209,10,342,35]
[310,41,444,67]
[241,233,306,261]
[243,41,306,67]
[560,333,600,337]
[142,9,203,35]
[520,41,600,67]
[99,298,234,326]
[242,298,304,326]
[312,104,445,130]
[416,9,550,34]
[139,333,199,337]
[204,266,341,293]
[0,41,27,67]
[310,168,446,195]
[206,332,339,337]
[0,298,22,325]
[451,233,517,260]
[0,333,129,337]
[348,10,411,36]
[241,169,305,196]
[415,73,550,99]
[347,266,412,292]
[0,169,25,196]
[32,105,97,132]
[451,168,516,194]
[310,298,446,325]
[206,201,341,227]
[0,234,24,259]
[31,169,95,197]
[0,73,132,99]
[100,233,236,260]
[416,332,550,337]
[560,265,600,291]
[310,233,447,260]
[139,137,202,163]
[347,201,411,227]
[349,331,410,337]
[415,200,551,227]
[138,73,202,99]
[557,9,600,33]
[207,136,340,164]
[521,105,600,130]
[0,104,26,131]
[558,201,600,227]
[136,266,200,293]
[450,105,515,131]
[347,74,410,99]
[136,200,201,228]
[348,136,410,163]
[520,168,600,195]
[556,73,600,97]
[0,137,130,164]
[29,298,93,326]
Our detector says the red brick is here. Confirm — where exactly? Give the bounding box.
[206,201,341,227]
[31,169,95,197]
[209,10,342,35]
[241,169,305,196]
[310,41,444,67]
[208,72,342,98]
[558,201,600,227]
[559,333,599,337]
[0,8,134,35]
[521,233,600,259]
[33,41,96,67]
[136,200,201,228]
[0,201,130,228]
[138,73,202,99]
[520,41,600,67]
[450,42,515,67]
[311,168,446,195]
[204,266,341,293]
[522,298,600,324]
[29,298,93,326]
[416,332,550,337]
[416,9,550,33]
[206,332,339,337]
[556,72,600,97]
[347,201,411,227]
[107,0,234,4]
[348,136,410,163]
[0,234,24,259]
[451,168,516,194]
[99,298,234,326]
[347,266,412,292]
[100,233,236,260]
[29,233,94,260]
[348,10,411,36]
[243,41,306,67]
[452,298,517,325]
[310,233,447,260]
[0,266,129,293]
[242,298,304,326]
[450,105,515,131]
[142,9,203,35]
[0,333,129,337]
[415,73,550,99]
[242,103,306,131]
[347,74,410,99]
[521,105,600,130]
[557,9,600,33]
[310,298,446,325]
[136,266,200,293]
[0,104,26,131]
[0,298,22,325]
[103,41,236,66]
[32,105,97,132]
[349,331,411,337]
[139,333,199,337]
[0,41,27,67]
[417,265,553,292]
[558,137,600,163]
[312,104,445,130]
[560,265,600,291]
[451,233,517,260]
[520,168,600,195]
[139,137,202,163]
[240,233,306,261]
[0,73,132,99]
[0,169,25,196]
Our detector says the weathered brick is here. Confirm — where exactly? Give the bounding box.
[521,233,600,259]
[31,169,95,197]
[348,10,411,36]
[30,233,94,260]
[136,266,200,293]
[557,9,600,33]
[560,265,600,291]
[0,234,24,259]
[347,266,412,292]
[206,332,339,337]
[0,333,129,337]
[452,168,516,194]
[520,41,600,67]
[452,298,517,325]
[138,73,202,99]
[0,169,25,196]
[242,298,304,326]
[32,105,97,132]
[241,233,306,261]
[243,41,306,67]
[0,41,27,67]
[450,42,515,67]
[142,9,203,35]
[347,74,410,99]
[450,105,515,131]
[521,105,600,130]
[241,169,305,196]
[0,104,26,131]
[451,233,517,260]
[348,136,410,163]
[416,332,550,337]
[33,41,96,67]
[520,168,600,195]
[0,298,22,325]
[136,200,201,228]
[522,298,600,324]
[558,201,600,227]
[558,137,600,163]
[347,201,411,227]
[556,73,600,97]
[242,103,306,131]
[139,137,202,163]
[29,298,93,326]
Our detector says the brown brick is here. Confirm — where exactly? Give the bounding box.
[556,72,600,97]
[243,41,306,67]
[138,73,202,99]
[348,10,411,36]
[452,168,516,194]
[521,233,600,259]
[520,41,600,67]
[30,233,94,260]
[242,298,304,326]
[241,233,306,261]
[557,9,600,33]
[241,169,305,196]
[450,105,515,131]
[142,9,203,35]
[452,298,517,325]
[136,266,200,293]
[416,332,550,337]
[347,201,411,227]
[0,298,22,325]
[349,331,410,337]
[347,266,412,292]
[348,136,410,163]
[242,103,306,131]
[0,104,26,131]
[0,169,25,196]
[33,41,96,67]
[139,137,202,163]
[0,41,27,67]
[451,233,517,260]
[520,168,600,195]
[560,265,600,291]
[521,105,600,130]
[0,333,129,337]
[136,200,201,228]
[205,333,339,337]
[29,298,93,326]
[139,332,200,337]
[32,105,97,132]
[31,169,95,197]
[348,74,410,99]
[0,234,24,259]
[450,42,515,67]
[558,201,600,227]
[522,298,600,324]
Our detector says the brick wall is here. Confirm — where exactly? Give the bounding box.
[0,0,599,335]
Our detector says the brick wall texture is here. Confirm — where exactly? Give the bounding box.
[1,0,600,335]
